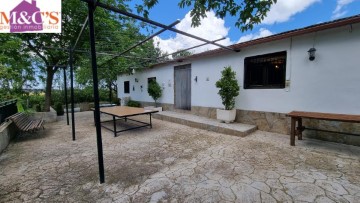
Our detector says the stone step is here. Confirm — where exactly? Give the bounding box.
[153,111,257,137]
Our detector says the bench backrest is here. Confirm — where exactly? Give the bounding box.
[7,112,33,130]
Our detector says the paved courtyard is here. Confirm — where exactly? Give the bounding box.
[0,111,360,202]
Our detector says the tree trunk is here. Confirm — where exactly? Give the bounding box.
[44,68,55,112]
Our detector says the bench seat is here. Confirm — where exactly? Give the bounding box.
[6,112,45,134]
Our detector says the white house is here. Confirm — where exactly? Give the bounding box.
[117,15,360,145]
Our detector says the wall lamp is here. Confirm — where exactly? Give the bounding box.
[308,48,316,61]
[194,76,198,83]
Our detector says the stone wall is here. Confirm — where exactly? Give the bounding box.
[236,110,291,134]
[133,101,360,146]
[302,119,360,146]
[190,107,290,134]
[0,121,16,154]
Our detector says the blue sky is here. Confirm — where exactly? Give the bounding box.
[128,0,360,54]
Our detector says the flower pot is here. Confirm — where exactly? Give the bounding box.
[216,109,236,123]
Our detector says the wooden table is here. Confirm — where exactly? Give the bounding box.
[287,111,360,146]
[92,106,159,137]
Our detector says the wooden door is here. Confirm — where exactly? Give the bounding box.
[174,64,191,110]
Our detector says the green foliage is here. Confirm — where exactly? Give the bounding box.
[138,0,276,31]
[51,90,65,105]
[127,100,141,107]
[0,34,36,102]
[147,81,162,107]
[16,101,25,112]
[35,104,42,112]
[28,93,45,111]
[172,50,193,59]
[54,102,65,116]
[15,0,135,111]
[215,66,240,110]
[112,97,120,105]
[51,88,113,105]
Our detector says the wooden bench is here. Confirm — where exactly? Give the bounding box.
[287,111,360,146]
[6,112,45,135]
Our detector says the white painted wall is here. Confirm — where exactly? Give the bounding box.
[118,23,360,114]
[117,66,174,105]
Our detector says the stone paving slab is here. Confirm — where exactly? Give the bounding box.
[0,111,360,202]
[154,111,257,137]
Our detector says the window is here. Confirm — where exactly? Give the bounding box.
[124,81,130,93]
[148,77,156,85]
[244,51,286,89]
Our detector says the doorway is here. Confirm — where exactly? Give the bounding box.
[174,64,191,110]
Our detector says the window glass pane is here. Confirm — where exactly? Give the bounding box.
[124,81,130,93]
[244,51,286,89]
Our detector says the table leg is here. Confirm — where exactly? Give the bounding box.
[113,116,117,137]
[298,118,303,140]
[150,114,152,128]
[290,117,296,146]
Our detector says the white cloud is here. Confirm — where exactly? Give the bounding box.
[262,0,321,24]
[153,11,232,55]
[332,0,355,19]
[237,28,274,43]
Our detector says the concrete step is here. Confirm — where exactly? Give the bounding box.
[153,111,257,137]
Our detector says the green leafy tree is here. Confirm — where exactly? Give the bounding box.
[147,81,162,107]
[172,50,193,59]
[4,0,276,110]
[0,34,36,102]
[136,0,277,31]
[215,66,239,110]
[19,0,130,111]
[75,20,162,102]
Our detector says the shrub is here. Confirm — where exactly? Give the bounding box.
[215,66,239,110]
[54,102,64,116]
[127,100,140,107]
[50,87,113,105]
[147,81,162,107]
[34,104,42,112]
[112,97,120,105]
[51,90,65,105]
[27,93,45,112]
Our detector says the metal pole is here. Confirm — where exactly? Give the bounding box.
[99,20,180,67]
[69,48,76,141]
[63,67,69,125]
[87,0,105,184]
[156,37,226,60]
[80,0,237,52]
[73,16,89,50]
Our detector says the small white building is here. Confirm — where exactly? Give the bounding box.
[117,15,360,145]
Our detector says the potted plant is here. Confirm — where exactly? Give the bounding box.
[215,66,240,123]
[146,80,163,112]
